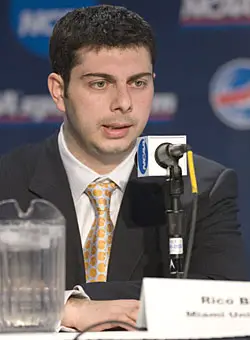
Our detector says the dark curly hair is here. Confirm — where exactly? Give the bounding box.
[49,4,156,93]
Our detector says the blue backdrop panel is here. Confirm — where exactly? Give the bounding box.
[0,0,250,261]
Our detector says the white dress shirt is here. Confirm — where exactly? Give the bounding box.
[58,126,136,246]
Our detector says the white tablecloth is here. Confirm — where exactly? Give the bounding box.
[0,332,165,340]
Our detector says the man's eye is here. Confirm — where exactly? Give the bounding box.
[133,80,147,88]
[91,81,107,89]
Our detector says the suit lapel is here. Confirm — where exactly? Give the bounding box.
[108,167,167,281]
[28,135,86,289]
[107,168,144,281]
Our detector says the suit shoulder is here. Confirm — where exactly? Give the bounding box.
[0,134,59,204]
[0,135,57,178]
[193,154,235,195]
[0,142,43,173]
[193,154,226,175]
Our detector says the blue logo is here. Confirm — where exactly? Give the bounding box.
[138,139,148,175]
[10,0,98,58]
[209,59,250,130]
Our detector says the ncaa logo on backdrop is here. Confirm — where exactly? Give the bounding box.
[138,139,148,175]
[180,0,250,27]
[10,0,98,58]
[209,59,250,130]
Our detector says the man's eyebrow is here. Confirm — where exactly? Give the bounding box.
[80,72,153,82]
[127,72,153,82]
[80,73,115,82]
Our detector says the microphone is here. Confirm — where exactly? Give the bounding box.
[136,135,189,278]
[155,143,189,169]
[136,136,187,177]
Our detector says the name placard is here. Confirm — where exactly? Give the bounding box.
[137,278,250,339]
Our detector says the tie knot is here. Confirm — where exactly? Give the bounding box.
[85,179,117,211]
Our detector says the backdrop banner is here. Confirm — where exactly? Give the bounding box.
[1,0,250,264]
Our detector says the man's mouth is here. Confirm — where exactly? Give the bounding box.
[101,123,132,138]
[102,123,132,130]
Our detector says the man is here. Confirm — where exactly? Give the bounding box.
[0,4,247,332]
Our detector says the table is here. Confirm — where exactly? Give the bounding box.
[0,332,164,340]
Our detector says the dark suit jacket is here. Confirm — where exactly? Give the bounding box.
[0,133,247,300]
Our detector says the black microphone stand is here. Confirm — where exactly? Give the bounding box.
[164,163,185,278]
[155,143,188,278]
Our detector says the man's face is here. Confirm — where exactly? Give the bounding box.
[50,46,154,160]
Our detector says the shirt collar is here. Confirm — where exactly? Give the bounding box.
[58,125,136,203]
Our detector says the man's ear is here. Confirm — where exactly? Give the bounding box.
[48,73,66,113]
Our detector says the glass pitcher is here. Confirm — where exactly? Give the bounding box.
[0,199,65,332]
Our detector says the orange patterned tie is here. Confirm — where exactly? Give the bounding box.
[83,179,117,282]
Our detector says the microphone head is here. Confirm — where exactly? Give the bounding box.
[136,136,188,178]
[155,143,175,169]
[155,143,188,169]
